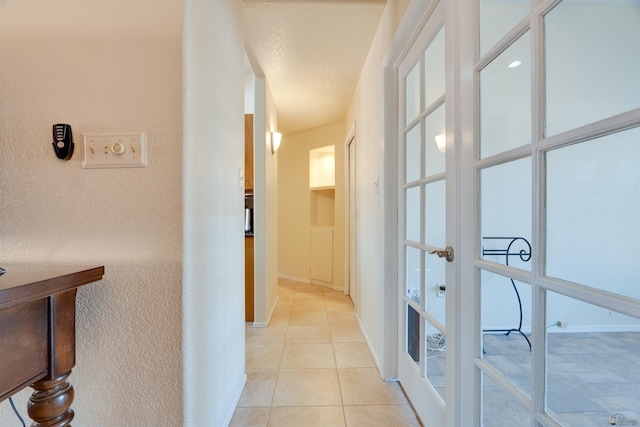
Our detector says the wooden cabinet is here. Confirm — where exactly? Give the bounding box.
[244,114,254,321]
[244,114,254,191]
[245,236,254,322]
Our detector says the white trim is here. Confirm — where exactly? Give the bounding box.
[386,1,452,424]
[252,296,278,328]
[344,122,356,298]
[277,274,310,284]
[451,0,481,425]
[382,0,437,385]
[224,373,247,427]
[471,2,640,426]
[355,312,385,377]
[382,40,400,382]
[547,325,640,333]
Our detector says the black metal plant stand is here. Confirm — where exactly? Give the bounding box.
[482,236,532,351]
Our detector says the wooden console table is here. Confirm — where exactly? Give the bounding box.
[0,264,104,426]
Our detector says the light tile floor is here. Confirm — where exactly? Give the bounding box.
[482,331,640,427]
[231,279,423,427]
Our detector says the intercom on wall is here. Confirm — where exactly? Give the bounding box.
[52,124,74,160]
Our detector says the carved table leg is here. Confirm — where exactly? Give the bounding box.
[28,371,74,427]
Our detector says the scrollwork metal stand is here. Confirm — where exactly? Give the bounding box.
[482,236,532,351]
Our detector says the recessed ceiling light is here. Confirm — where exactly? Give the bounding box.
[508,60,522,68]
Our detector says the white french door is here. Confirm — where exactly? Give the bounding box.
[474,1,640,426]
[389,0,640,426]
[397,2,449,424]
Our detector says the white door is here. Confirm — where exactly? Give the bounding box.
[391,1,640,426]
[472,1,640,426]
[397,2,449,424]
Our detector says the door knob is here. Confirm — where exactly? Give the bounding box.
[428,246,454,262]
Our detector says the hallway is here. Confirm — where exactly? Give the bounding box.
[231,279,422,426]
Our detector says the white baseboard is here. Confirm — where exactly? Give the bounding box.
[310,279,333,289]
[547,324,640,333]
[355,313,385,379]
[253,296,279,328]
[483,324,640,334]
[278,273,310,284]
[224,373,247,427]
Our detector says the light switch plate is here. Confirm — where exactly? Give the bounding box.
[82,132,147,168]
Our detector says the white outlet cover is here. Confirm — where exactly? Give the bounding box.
[82,132,147,169]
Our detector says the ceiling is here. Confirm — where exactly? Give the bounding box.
[243,0,386,136]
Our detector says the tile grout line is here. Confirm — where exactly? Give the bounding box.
[266,285,291,422]
[237,280,424,426]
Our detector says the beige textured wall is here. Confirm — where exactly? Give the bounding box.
[264,81,280,322]
[0,1,184,425]
[277,122,345,289]
[251,75,280,326]
[344,0,410,370]
[182,1,246,425]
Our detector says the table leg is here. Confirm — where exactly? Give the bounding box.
[28,371,74,427]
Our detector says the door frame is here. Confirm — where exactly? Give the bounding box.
[382,1,475,425]
[344,122,356,306]
[385,1,640,425]
[383,0,441,383]
[382,0,430,383]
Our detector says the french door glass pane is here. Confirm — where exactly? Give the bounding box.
[406,186,421,242]
[424,26,445,107]
[481,270,532,397]
[426,254,445,325]
[546,128,640,299]
[425,318,445,400]
[546,291,640,426]
[480,32,531,159]
[479,0,529,57]
[482,372,531,427]
[425,180,445,248]
[406,246,421,305]
[425,103,446,176]
[407,304,420,364]
[481,236,531,271]
[480,158,532,270]
[425,180,446,325]
[406,62,421,126]
[545,2,640,136]
[406,125,421,183]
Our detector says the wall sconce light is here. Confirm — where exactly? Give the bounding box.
[271,131,282,154]
[435,133,446,153]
